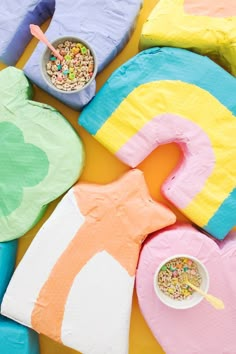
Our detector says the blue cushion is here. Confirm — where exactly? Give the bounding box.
[0,241,17,303]
[0,316,39,354]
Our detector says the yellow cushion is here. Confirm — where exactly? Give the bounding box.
[140,0,236,75]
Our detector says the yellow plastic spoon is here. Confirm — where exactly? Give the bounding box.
[29,24,63,61]
[181,273,224,310]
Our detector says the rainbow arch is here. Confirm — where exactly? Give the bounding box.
[79,47,236,239]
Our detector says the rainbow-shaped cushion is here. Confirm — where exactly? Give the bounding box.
[79,47,236,239]
[0,0,142,110]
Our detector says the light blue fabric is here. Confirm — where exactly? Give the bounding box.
[79,47,236,134]
[0,316,39,354]
[0,240,17,304]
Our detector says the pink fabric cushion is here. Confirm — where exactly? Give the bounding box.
[136,224,236,354]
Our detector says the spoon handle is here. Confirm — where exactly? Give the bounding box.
[30,24,63,61]
[186,281,224,310]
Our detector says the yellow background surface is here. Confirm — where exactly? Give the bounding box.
[0,0,187,353]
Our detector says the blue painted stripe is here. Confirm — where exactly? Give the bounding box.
[204,188,236,239]
[79,47,236,135]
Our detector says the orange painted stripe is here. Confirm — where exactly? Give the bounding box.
[31,170,175,342]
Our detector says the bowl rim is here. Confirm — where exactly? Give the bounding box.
[153,253,209,310]
[40,35,98,94]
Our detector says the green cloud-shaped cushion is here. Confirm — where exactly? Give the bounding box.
[0,67,84,241]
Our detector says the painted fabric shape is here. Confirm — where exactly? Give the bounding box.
[0,0,142,110]
[136,224,236,354]
[1,169,176,354]
[140,0,236,76]
[79,47,236,239]
[0,67,84,241]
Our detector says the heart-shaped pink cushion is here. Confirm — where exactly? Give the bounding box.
[136,224,236,354]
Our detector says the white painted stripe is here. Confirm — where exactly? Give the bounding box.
[61,251,134,354]
[1,188,85,327]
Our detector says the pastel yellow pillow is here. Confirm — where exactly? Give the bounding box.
[140,0,236,75]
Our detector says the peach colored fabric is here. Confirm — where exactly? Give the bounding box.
[31,170,175,342]
[184,0,236,17]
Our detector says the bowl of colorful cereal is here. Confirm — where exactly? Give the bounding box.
[153,255,209,309]
[41,36,97,93]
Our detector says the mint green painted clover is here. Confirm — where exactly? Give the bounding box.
[0,122,49,216]
[0,67,85,241]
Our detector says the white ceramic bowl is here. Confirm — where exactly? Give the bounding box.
[41,36,97,94]
[153,254,209,310]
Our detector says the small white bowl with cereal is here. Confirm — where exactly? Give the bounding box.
[41,36,97,93]
[153,254,209,310]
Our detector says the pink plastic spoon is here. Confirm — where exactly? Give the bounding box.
[29,24,63,61]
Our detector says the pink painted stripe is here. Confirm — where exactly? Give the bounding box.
[184,0,236,18]
[115,114,215,208]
